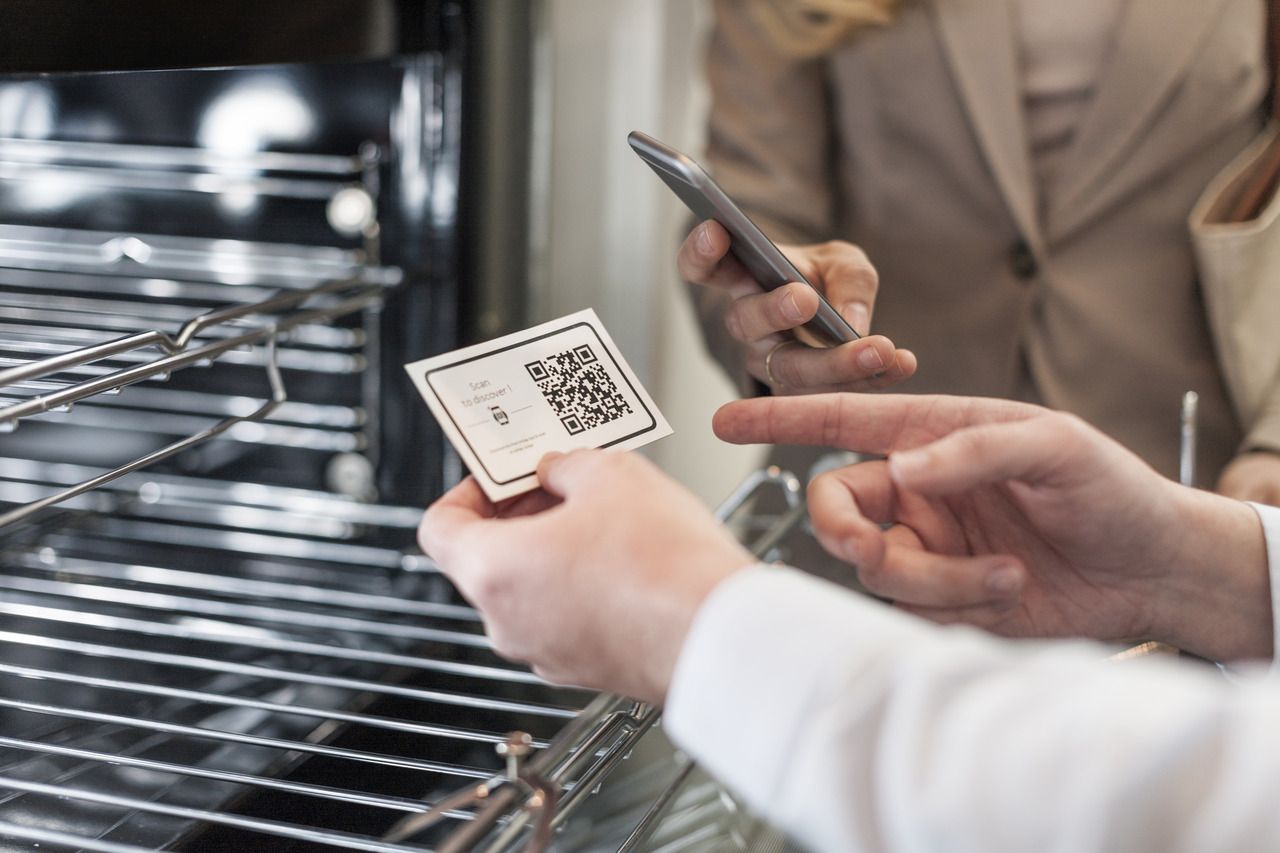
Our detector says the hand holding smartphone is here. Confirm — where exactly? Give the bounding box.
[628,130,859,347]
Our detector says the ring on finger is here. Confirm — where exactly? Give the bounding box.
[764,340,796,389]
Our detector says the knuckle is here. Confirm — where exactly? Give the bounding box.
[819,396,848,447]
[465,564,508,610]
[829,259,878,295]
[1047,411,1091,445]
[822,239,868,263]
[848,263,880,293]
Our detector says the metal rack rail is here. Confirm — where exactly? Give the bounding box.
[0,263,399,529]
[0,136,377,207]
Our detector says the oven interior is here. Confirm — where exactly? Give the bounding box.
[0,9,804,851]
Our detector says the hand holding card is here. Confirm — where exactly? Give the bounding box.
[406,309,672,500]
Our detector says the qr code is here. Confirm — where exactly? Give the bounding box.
[525,344,633,435]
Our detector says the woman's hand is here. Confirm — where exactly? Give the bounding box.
[714,393,1274,663]
[678,220,917,394]
[1218,451,1280,506]
[419,450,754,705]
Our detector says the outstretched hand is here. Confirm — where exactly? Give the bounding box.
[715,394,1273,662]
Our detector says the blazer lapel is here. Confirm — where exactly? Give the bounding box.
[1051,0,1234,235]
[930,0,1043,253]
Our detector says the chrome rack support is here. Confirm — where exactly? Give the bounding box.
[0,275,390,529]
[0,339,282,530]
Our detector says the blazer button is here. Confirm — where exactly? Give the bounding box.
[1010,240,1038,280]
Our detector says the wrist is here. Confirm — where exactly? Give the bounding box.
[638,543,755,705]
[1153,484,1272,662]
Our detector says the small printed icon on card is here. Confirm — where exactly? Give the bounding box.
[405,309,673,501]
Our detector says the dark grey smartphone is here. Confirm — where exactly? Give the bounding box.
[628,130,859,346]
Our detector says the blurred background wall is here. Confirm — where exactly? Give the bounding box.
[532,0,765,505]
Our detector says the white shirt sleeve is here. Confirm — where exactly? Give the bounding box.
[665,560,1280,853]
[1249,502,1280,667]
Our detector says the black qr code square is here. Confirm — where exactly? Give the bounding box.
[532,344,633,435]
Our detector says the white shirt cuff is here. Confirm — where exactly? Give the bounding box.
[1247,502,1280,673]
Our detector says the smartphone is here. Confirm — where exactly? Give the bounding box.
[628,130,859,346]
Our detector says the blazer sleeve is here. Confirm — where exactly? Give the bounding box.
[689,0,840,395]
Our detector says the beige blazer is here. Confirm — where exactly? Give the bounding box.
[695,0,1274,484]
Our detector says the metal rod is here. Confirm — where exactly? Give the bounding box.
[0,280,374,402]
[0,821,153,853]
[11,553,460,618]
[0,162,360,200]
[0,136,364,174]
[0,460,424,527]
[0,662,545,747]
[24,406,365,453]
[0,599,539,684]
[0,737,479,819]
[0,575,492,648]
[0,281,387,527]
[712,465,802,523]
[0,697,493,778]
[72,518,432,570]
[0,777,442,853]
[0,338,287,528]
[1181,390,1199,489]
[0,290,364,348]
[618,758,697,852]
[0,223,396,284]
[748,501,811,558]
[0,630,577,718]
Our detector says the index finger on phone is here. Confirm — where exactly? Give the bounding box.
[813,247,879,336]
[677,220,757,296]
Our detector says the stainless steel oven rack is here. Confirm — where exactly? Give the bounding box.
[0,502,594,852]
[0,460,808,853]
[403,468,807,852]
[0,261,399,530]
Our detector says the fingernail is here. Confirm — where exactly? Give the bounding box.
[782,290,805,323]
[857,345,885,371]
[843,536,862,565]
[697,222,714,254]
[986,565,1022,596]
[843,302,870,335]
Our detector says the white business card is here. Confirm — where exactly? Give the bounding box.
[405,309,673,501]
